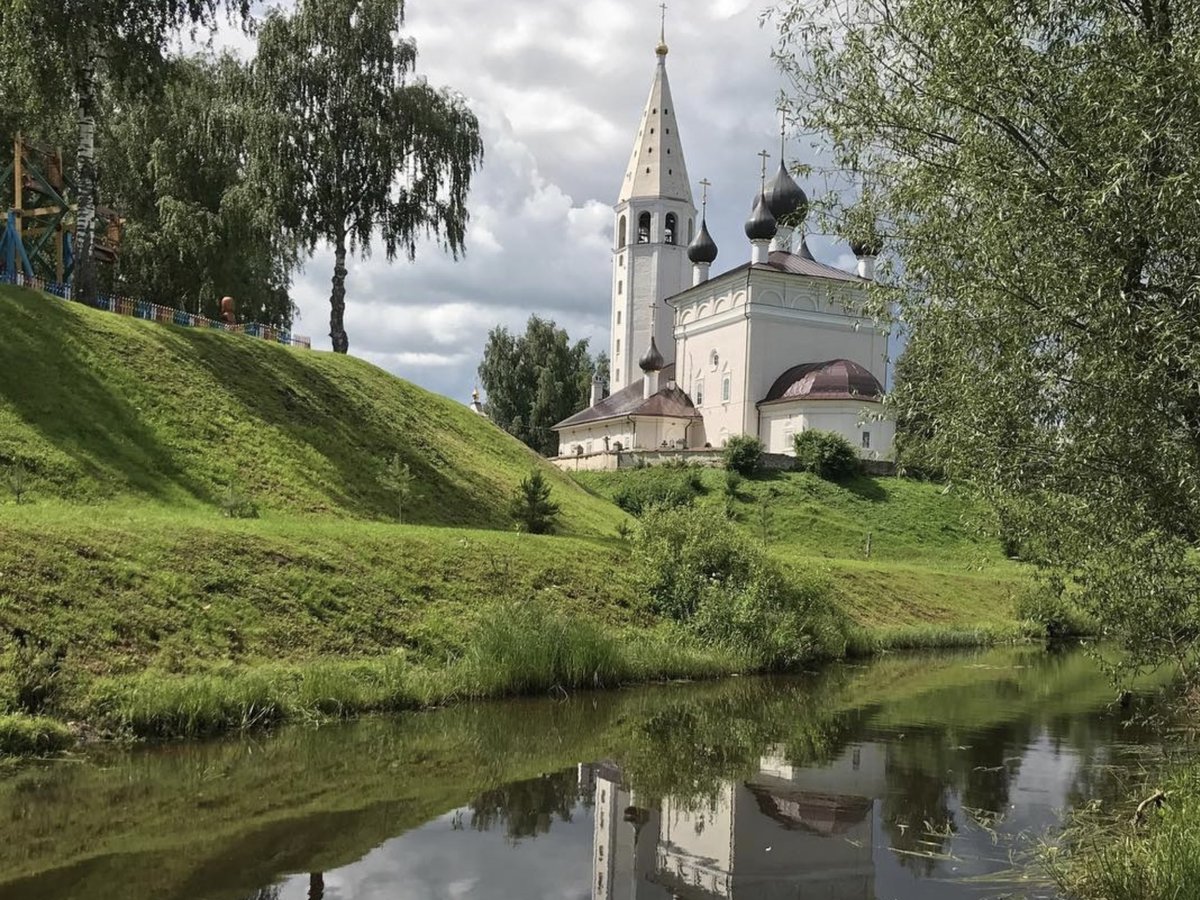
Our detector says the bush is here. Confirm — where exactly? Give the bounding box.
[793,430,860,480]
[722,435,764,477]
[509,470,560,534]
[1015,582,1094,640]
[633,506,844,668]
[612,468,704,516]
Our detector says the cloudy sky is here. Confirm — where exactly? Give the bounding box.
[213,0,860,404]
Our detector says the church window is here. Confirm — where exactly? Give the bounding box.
[722,375,731,402]
[619,254,624,267]
[666,148,671,154]
[648,147,653,154]
[653,108,657,114]
[862,431,871,449]
[616,310,621,324]
[616,339,621,356]
[688,219,694,243]
[665,213,677,245]
[637,212,651,243]
[694,380,704,406]
[709,350,719,370]
[617,215,627,248]
[650,127,655,134]
[617,281,623,295]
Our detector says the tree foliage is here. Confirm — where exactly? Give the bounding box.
[99,56,298,326]
[478,316,601,456]
[509,470,560,535]
[774,0,1200,671]
[722,435,764,478]
[0,0,254,298]
[250,0,484,353]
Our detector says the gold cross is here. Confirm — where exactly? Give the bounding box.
[757,149,771,186]
[699,178,712,211]
[660,3,668,43]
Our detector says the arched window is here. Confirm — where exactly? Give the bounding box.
[665,213,677,245]
[637,212,651,244]
[617,215,627,248]
[688,219,694,243]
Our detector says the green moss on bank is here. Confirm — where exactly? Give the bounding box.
[0,714,73,756]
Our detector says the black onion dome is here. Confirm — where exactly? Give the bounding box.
[687,217,718,264]
[850,231,884,258]
[639,335,665,373]
[744,191,777,241]
[764,161,807,222]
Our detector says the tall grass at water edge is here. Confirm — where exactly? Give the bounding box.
[1048,764,1200,899]
[72,603,746,742]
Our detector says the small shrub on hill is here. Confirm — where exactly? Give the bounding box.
[722,436,764,477]
[220,486,260,519]
[0,643,65,715]
[793,430,860,481]
[633,506,844,668]
[7,461,29,505]
[612,467,704,516]
[510,470,560,534]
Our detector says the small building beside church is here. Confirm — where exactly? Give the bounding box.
[553,31,892,468]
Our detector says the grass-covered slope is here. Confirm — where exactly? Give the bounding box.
[575,467,1026,632]
[0,286,621,534]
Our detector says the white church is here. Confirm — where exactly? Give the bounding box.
[552,31,893,468]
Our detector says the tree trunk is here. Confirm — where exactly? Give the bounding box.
[307,873,324,900]
[329,232,349,353]
[73,44,99,301]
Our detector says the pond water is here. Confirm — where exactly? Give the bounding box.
[0,645,1173,900]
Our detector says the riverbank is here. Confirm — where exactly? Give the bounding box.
[1049,744,1200,898]
[0,498,1033,751]
[0,285,1036,753]
[0,645,1157,899]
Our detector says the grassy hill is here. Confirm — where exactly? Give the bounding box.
[0,285,621,534]
[0,285,1034,750]
[575,466,1025,635]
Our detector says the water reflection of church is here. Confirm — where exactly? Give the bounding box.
[581,742,888,900]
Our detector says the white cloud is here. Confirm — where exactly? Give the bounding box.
[203,1,860,403]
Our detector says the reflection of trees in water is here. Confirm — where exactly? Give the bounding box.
[467,770,578,841]
[881,730,957,874]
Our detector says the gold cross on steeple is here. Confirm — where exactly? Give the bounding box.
[757,149,771,187]
[699,178,712,211]
[660,3,668,41]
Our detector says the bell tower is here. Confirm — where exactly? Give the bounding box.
[609,12,696,391]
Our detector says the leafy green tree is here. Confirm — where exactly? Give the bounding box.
[478,316,599,456]
[99,56,298,326]
[775,0,1200,672]
[509,470,560,535]
[250,0,484,353]
[0,1,255,300]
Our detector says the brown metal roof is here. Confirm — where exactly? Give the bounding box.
[763,249,863,282]
[760,358,883,405]
[554,364,702,429]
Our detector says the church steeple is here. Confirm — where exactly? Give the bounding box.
[608,15,698,393]
[618,21,693,205]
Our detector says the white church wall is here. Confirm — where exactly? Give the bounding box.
[759,401,895,459]
[674,310,750,447]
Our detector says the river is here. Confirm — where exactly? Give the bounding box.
[0,645,1173,900]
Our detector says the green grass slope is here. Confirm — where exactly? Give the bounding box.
[575,467,1027,631]
[0,286,621,534]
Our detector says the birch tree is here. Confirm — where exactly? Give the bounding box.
[251,0,484,354]
[773,0,1200,670]
[1,2,254,299]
